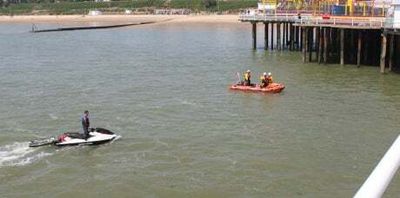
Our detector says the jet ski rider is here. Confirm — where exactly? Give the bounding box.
[81,110,90,139]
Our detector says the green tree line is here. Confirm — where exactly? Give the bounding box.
[0,0,257,15]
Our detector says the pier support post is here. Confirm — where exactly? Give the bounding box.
[290,23,294,51]
[349,30,355,63]
[252,22,257,50]
[264,23,269,50]
[293,24,296,51]
[316,27,320,62]
[340,29,345,65]
[302,27,307,63]
[271,23,274,50]
[286,23,289,50]
[364,32,369,64]
[318,27,323,64]
[299,26,303,51]
[308,28,313,62]
[357,31,362,67]
[277,23,281,51]
[283,23,286,50]
[389,34,394,71]
[380,33,387,73]
[324,28,328,64]
[295,26,301,51]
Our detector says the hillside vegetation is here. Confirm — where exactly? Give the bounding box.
[0,0,258,15]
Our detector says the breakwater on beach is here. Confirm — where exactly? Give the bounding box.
[31,21,156,33]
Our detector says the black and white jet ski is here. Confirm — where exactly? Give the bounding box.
[29,128,118,147]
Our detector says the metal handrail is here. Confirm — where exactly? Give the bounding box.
[294,17,386,28]
[239,14,301,22]
[239,14,386,28]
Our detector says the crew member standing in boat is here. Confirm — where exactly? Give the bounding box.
[81,110,90,139]
[243,70,252,86]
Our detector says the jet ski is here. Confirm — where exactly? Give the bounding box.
[29,128,117,147]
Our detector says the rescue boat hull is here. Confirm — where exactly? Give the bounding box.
[230,83,285,93]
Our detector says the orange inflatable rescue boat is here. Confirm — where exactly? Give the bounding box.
[230,83,285,93]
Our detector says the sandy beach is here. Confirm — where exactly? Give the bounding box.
[0,14,240,25]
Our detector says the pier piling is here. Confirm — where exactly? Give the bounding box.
[364,32,369,64]
[323,28,328,64]
[290,24,294,51]
[264,23,269,50]
[357,31,362,67]
[293,26,296,50]
[310,27,313,60]
[286,23,289,50]
[316,27,320,62]
[380,33,387,73]
[271,23,274,50]
[282,23,286,50]
[300,26,303,50]
[302,27,307,63]
[252,22,257,50]
[277,23,281,51]
[389,34,394,71]
[318,27,323,64]
[340,29,345,65]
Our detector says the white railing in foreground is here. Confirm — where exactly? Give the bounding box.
[354,134,400,198]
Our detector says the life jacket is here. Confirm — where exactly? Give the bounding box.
[260,76,268,87]
[260,76,268,83]
[244,73,251,81]
[267,76,273,84]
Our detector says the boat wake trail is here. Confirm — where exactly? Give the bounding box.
[0,142,52,167]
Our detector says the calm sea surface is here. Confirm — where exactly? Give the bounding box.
[1,22,400,197]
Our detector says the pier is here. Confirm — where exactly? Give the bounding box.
[240,2,400,73]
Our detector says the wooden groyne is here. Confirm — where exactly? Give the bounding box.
[31,21,156,33]
[240,14,397,73]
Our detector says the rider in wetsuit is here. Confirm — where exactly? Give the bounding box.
[81,110,90,139]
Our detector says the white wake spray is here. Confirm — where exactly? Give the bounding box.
[0,142,52,167]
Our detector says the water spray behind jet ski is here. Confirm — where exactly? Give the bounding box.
[29,128,118,147]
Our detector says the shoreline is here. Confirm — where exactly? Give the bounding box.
[0,14,241,25]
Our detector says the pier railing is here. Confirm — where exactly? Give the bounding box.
[239,14,386,28]
[384,18,400,29]
[239,14,299,22]
[295,17,386,28]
